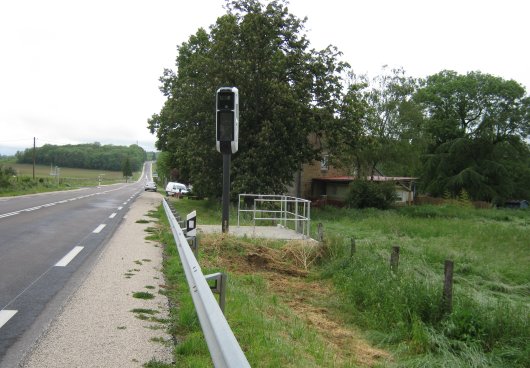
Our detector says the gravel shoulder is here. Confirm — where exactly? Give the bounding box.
[22,191,172,368]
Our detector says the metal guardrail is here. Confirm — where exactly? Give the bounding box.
[162,199,250,368]
[237,194,311,238]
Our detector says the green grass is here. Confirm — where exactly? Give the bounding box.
[154,205,359,367]
[132,291,155,300]
[314,204,530,367]
[161,199,529,367]
[0,162,142,196]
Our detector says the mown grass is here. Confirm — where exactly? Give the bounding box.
[159,198,529,367]
[154,205,360,367]
[0,162,141,196]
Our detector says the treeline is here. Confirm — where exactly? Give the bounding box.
[149,0,530,203]
[16,143,146,172]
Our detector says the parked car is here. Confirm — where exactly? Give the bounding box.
[165,182,188,197]
[144,181,157,192]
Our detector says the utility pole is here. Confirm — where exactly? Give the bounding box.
[32,137,36,180]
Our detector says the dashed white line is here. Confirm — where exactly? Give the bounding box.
[0,310,18,329]
[109,213,117,219]
[117,206,123,210]
[93,224,106,233]
[55,246,84,267]
[0,212,20,219]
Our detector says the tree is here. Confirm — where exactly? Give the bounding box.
[148,0,348,198]
[122,157,132,181]
[415,70,530,202]
[327,67,423,178]
[15,143,146,172]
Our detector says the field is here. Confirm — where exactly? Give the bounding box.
[149,199,529,367]
[0,162,139,196]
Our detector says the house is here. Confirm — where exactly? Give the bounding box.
[286,153,416,205]
[311,175,417,205]
[285,133,417,204]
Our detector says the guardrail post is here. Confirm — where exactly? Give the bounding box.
[186,236,199,259]
[205,272,227,314]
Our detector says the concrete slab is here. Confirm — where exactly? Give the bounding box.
[198,225,314,241]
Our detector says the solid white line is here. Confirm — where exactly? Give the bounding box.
[109,213,117,219]
[55,246,84,267]
[0,310,18,329]
[93,224,106,233]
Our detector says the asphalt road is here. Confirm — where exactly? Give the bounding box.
[0,162,153,367]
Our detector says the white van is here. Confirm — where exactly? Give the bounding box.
[165,182,188,196]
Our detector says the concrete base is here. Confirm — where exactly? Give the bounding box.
[198,225,314,241]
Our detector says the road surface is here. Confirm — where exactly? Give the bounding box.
[0,162,153,367]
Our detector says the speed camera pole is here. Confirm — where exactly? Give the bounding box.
[216,87,239,234]
[222,153,230,233]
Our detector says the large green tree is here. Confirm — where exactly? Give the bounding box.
[148,0,348,198]
[415,70,530,202]
[327,67,423,178]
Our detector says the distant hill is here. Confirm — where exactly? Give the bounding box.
[16,143,146,172]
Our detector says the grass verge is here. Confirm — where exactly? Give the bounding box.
[152,204,388,367]
[159,198,529,367]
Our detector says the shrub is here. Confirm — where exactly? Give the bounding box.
[345,180,397,209]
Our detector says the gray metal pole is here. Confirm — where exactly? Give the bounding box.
[222,153,231,233]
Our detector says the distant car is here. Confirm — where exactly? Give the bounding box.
[144,181,157,192]
[165,182,188,197]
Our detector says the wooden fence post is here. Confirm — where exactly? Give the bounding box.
[317,223,324,243]
[442,260,454,313]
[390,245,400,272]
[350,237,356,257]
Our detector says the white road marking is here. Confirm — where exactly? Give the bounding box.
[55,246,84,267]
[0,212,20,219]
[109,213,117,219]
[93,224,106,233]
[0,187,133,220]
[0,310,18,329]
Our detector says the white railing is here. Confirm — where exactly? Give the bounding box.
[237,194,311,238]
[162,199,250,368]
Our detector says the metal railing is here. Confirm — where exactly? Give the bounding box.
[237,194,311,238]
[162,199,250,368]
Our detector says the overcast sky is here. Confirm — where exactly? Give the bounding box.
[1,0,528,155]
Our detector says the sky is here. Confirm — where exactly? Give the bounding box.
[0,0,528,155]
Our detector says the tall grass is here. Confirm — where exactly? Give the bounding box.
[315,205,530,367]
[157,199,529,366]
